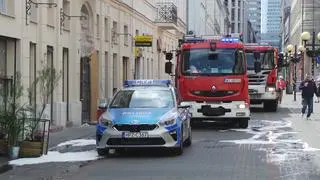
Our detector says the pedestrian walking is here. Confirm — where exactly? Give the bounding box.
[276,76,286,104]
[299,74,319,120]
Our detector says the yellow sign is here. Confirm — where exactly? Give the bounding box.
[135,35,153,47]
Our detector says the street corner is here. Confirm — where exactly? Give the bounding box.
[8,138,100,167]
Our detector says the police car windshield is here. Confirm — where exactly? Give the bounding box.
[109,89,174,108]
[246,50,275,70]
[182,48,246,76]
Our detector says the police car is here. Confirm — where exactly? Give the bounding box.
[96,80,192,156]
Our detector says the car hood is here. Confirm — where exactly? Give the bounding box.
[102,108,173,124]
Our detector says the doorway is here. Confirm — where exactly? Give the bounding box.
[80,57,91,124]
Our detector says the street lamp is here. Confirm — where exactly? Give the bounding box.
[300,31,320,76]
[286,44,304,101]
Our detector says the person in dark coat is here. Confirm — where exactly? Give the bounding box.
[299,74,319,120]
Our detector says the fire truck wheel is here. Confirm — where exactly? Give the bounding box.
[238,119,249,129]
[263,101,278,112]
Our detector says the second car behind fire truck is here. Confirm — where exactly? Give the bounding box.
[165,34,254,128]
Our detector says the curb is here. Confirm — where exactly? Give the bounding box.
[0,161,12,175]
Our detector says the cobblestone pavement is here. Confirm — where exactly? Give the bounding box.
[1,100,320,179]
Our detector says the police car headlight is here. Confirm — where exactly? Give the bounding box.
[159,119,176,126]
[237,104,246,109]
[99,118,113,127]
[266,87,276,92]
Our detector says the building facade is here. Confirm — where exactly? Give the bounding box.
[261,0,281,47]
[224,0,249,42]
[187,0,229,36]
[247,0,261,42]
[0,0,186,128]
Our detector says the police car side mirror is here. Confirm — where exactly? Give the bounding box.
[166,52,173,60]
[178,105,191,109]
[254,61,261,73]
[165,61,173,74]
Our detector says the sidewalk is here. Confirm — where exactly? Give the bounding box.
[282,92,320,149]
[0,157,10,174]
[0,124,95,173]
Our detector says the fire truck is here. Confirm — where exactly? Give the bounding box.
[164,34,252,128]
[244,43,280,111]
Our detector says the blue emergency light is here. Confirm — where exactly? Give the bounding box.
[123,80,171,87]
[220,37,240,42]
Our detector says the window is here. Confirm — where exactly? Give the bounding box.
[62,48,69,102]
[150,59,154,79]
[134,58,140,79]
[47,0,55,26]
[112,21,118,44]
[105,52,108,97]
[110,89,174,109]
[0,39,6,77]
[147,58,150,78]
[182,48,246,75]
[0,0,14,14]
[246,51,275,70]
[62,0,70,30]
[96,14,100,38]
[231,8,235,21]
[122,57,129,81]
[124,25,129,46]
[29,43,37,105]
[0,0,5,12]
[47,46,54,121]
[30,0,38,22]
[113,53,118,90]
[104,18,109,41]
[231,23,235,33]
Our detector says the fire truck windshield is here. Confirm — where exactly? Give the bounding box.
[246,51,275,70]
[181,48,246,76]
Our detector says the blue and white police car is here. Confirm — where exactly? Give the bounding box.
[96,80,192,156]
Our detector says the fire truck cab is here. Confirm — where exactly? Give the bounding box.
[165,34,251,128]
[244,43,279,111]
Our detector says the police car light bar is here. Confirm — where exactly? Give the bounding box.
[123,80,171,87]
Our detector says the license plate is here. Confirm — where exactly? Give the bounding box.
[122,132,149,138]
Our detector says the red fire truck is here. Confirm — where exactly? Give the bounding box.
[244,43,280,111]
[165,35,252,128]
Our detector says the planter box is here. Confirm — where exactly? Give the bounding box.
[0,139,8,155]
[19,141,48,158]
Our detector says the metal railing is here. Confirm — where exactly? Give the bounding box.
[155,2,177,24]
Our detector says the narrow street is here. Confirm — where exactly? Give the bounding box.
[1,95,320,180]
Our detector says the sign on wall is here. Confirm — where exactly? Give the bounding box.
[135,35,153,47]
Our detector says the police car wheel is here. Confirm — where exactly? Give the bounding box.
[97,148,109,157]
[173,129,184,155]
[184,128,192,147]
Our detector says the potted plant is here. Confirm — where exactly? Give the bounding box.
[20,63,61,158]
[0,73,26,159]
[0,112,8,155]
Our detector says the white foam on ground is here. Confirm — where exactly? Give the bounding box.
[57,139,96,147]
[9,150,100,166]
[221,119,320,165]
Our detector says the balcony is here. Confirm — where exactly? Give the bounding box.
[155,2,178,30]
